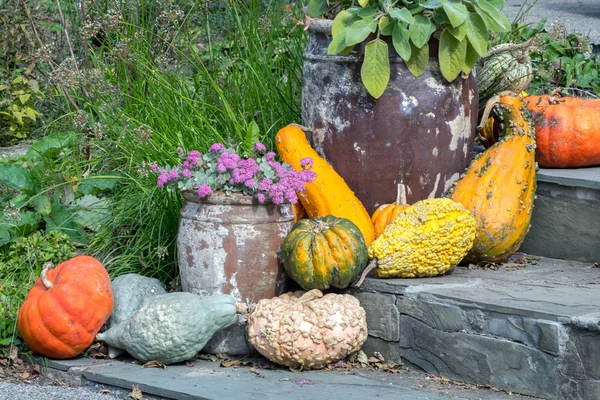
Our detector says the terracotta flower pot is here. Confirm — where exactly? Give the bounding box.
[177,191,295,355]
[302,19,479,214]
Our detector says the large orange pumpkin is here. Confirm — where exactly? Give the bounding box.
[17,255,113,359]
[524,95,600,168]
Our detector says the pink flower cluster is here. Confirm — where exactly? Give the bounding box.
[153,142,316,204]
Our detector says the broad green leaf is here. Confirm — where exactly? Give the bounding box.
[0,224,10,246]
[409,5,425,15]
[0,164,36,192]
[438,30,467,81]
[446,22,467,40]
[14,211,41,237]
[466,13,489,56]
[10,193,28,208]
[308,0,328,17]
[433,8,451,24]
[361,39,390,99]
[392,22,412,61]
[332,10,356,37]
[409,15,436,48]
[19,94,31,104]
[462,43,480,75]
[389,7,414,24]
[405,42,429,77]
[474,0,510,32]
[487,0,505,8]
[73,195,110,232]
[358,5,378,17]
[379,16,394,36]
[442,0,468,27]
[45,203,86,243]
[79,175,122,195]
[328,32,348,54]
[345,18,377,46]
[346,7,362,14]
[423,0,443,8]
[32,194,52,216]
[358,0,369,7]
[26,131,77,159]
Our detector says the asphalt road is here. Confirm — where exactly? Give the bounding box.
[503,0,600,43]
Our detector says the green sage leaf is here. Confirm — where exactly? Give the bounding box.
[442,0,468,27]
[462,42,480,75]
[359,0,369,6]
[332,10,356,37]
[466,12,489,56]
[345,18,377,46]
[487,0,505,8]
[308,0,328,18]
[328,31,348,54]
[358,5,378,17]
[392,22,411,61]
[361,39,390,99]
[405,42,429,77]
[474,0,510,32]
[439,29,467,81]
[379,16,394,36]
[423,0,442,9]
[446,22,467,40]
[389,7,414,24]
[0,164,36,193]
[409,15,436,48]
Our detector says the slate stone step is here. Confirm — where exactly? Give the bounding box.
[520,167,600,262]
[351,255,600,400]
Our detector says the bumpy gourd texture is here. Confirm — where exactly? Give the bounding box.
[368,198,476,278]
[246,289,367,369]
[525,95,600,168]
[371,203,410,239]
[106,273,166,358]
[17,255,113,359]
[96,292,237,365]
[451,92,536,263]
[275,125,375,246]
[281,216,368,290]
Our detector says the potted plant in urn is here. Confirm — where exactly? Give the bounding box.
[301,0,511,214]
[152,129,315,355]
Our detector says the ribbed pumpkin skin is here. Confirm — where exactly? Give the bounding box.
[281,216,368,290]
[17,255,113,359]
[524,95,600,168]
[451,92,536,263]
[368,198,476,278]
[275,125,375,246]
[371,204,410,239]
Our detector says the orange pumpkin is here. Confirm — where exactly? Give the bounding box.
[17,255,113,359]
[524,95,600,168]
[371,183,410,238]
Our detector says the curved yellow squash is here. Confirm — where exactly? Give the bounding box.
[275,125,375,246]
[368,198,476,278]
[451,92,536,263]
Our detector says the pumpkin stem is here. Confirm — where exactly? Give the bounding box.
[40,262,55,289]
[395,183,407,206]
[355,259,378,288]
[287,123,312,133]
[477,94,502,132]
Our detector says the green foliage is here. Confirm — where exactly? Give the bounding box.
[319,0,509,98]
[0,231,75,345]
[0,71,44,144]
[0,131,119,246]
[76,0,306,281]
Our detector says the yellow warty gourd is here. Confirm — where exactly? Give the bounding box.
[368,198,476,278]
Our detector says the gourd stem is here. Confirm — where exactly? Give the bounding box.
[395,183,407,206]
[288,123,312,133]
[355,259,378,288]
[40,262,55,290]
[484,38,537,59]
[477,94,502,131]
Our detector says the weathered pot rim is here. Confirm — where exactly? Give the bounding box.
[181,190,296,208]
[307,18,332,35]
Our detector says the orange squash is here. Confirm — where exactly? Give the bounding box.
[275,124,375,246]
[17,255,113,359]
[371,183,410,239]
[451,92,536,263]
[524,94,600,168]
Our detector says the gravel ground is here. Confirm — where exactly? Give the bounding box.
[0,381,165,400]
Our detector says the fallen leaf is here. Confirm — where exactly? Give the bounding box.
[593,262,600,268]
[215,353,230,359]
[289,366,303,373]
[249,367,261,375]
[142,360,167,370]
[279,378,290,382]
[33,364,41,375]
[588,281,600,285]
[185,360,195,367]
[129,384,143,400]
[99,389,111,394]
[356,350,369,364]
[197,354,218,362]
[372,352,385,362]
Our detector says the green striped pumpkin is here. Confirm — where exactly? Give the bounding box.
[281,216,368,290]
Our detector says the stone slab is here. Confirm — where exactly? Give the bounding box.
[537,167,600,191]
[82,359,455,400]
[519,181,600,262]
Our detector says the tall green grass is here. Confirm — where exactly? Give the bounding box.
[84,0,306,282]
